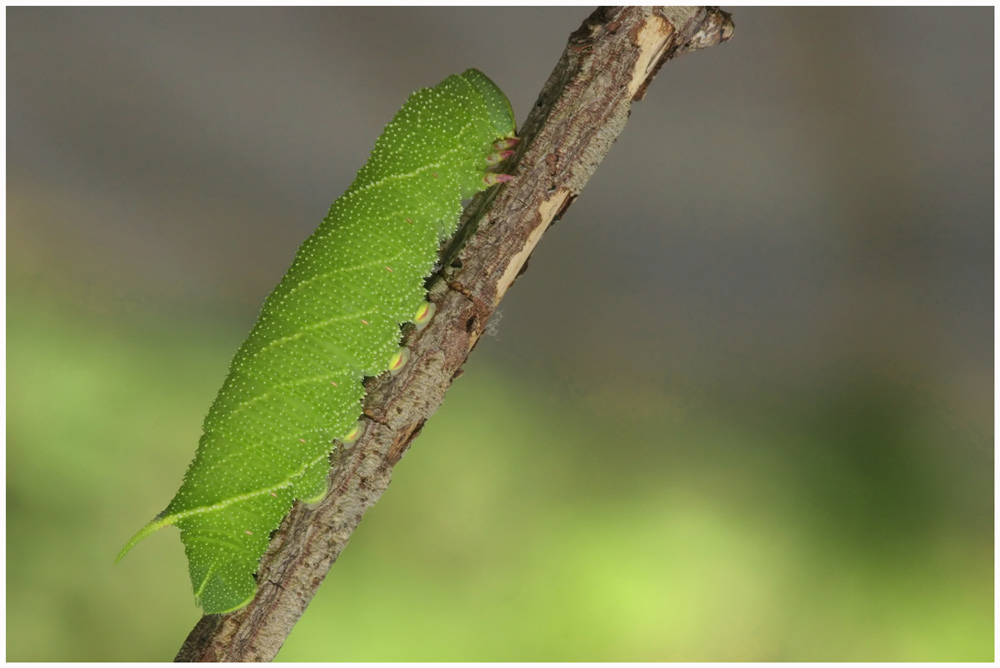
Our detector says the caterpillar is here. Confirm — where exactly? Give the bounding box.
[117,69,517,615]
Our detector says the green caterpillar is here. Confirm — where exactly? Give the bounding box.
[118,69,517,615]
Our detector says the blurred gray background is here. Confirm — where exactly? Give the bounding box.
[7,7,993,661]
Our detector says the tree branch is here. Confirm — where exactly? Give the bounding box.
[175,6,734,662]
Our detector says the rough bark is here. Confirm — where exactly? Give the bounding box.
[175,6,734,662]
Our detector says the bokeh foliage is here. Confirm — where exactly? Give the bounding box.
[7,275,991,661]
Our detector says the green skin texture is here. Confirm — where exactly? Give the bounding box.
[118,69,517,615]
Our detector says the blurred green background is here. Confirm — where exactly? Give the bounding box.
[6,7,993,661]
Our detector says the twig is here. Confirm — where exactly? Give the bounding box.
[174,6,734,662]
